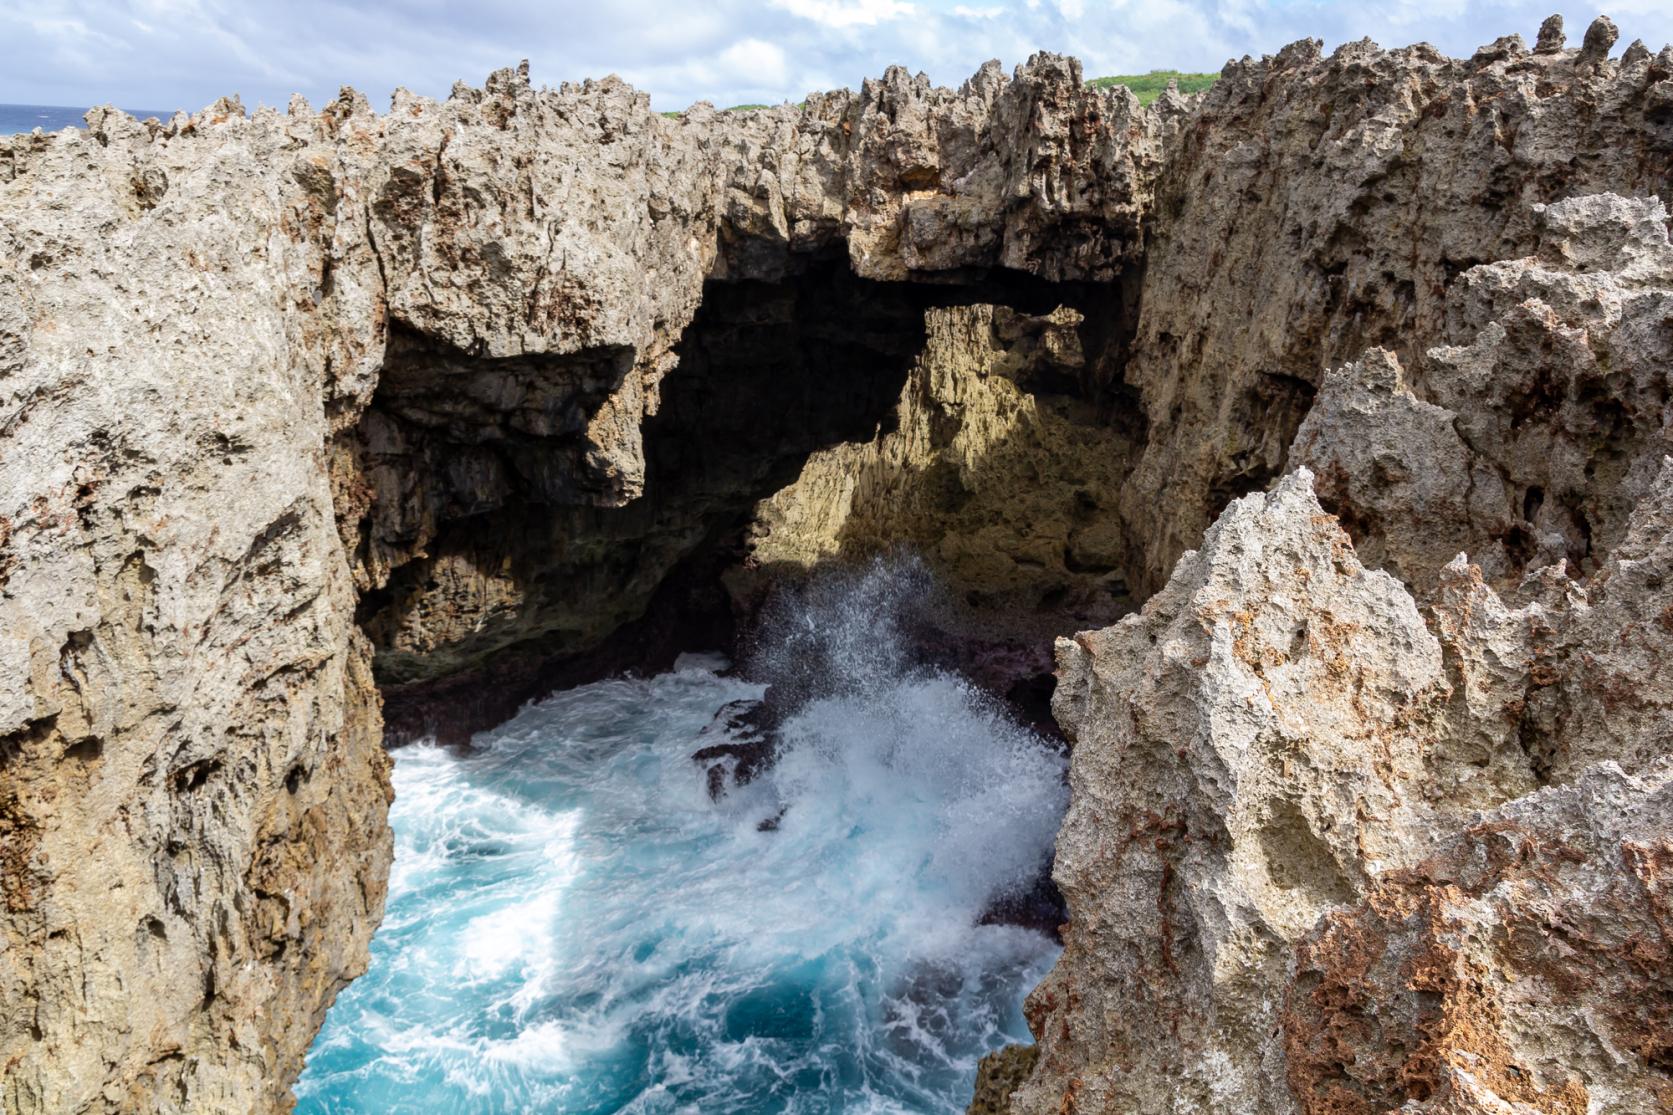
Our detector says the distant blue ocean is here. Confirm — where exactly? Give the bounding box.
[1,104,176,134]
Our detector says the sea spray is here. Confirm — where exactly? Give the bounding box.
[297,559,1067,1113]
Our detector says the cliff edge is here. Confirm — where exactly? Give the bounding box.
[2,14,1672,1113]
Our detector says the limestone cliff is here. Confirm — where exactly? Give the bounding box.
[1,13,1671,1115]
[1,60,1158,1112]
[1008,195,1673,1113]
[1117,19,1673,597]
[0,104,392,1112]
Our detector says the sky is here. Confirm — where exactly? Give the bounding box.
[3,1,1672,115]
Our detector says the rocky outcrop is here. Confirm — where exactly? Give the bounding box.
[1115,28,1673,597]
[3,14,1672,1115]
[971,1043,1042,1114]
[1284,760,1672,1114]
[0,106,391,1112]
[0,54,1165,1113]
[1295,195,1673,592]
[1006,193,1673,1112]
[1019,472,1458,1113]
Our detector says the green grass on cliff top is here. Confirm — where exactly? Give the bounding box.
[660,70,1218,116]
[1087,70,1219,103]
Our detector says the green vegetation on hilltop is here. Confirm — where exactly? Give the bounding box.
[1087,70,1218,104]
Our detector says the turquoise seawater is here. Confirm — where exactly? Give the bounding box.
[296,564,1066,1113]
[0,104,175,133]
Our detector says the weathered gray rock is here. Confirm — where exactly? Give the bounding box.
[3,18,1672,1115]
[1523,456,1673,786]
[1289,348,1491,586]
[1113,32,1673,599]
[1580,15,1620,68]
[1012,207,1673,1111]
[1295,195,1673,594]
[0,105,390,1113]
[1016,461,1673,1113]
[1536,14,1566,54]
[1018,472,1457,1114]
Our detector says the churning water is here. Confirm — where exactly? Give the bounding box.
[296,562,1066,1113]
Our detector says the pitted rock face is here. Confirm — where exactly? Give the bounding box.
[1111,30,1673,600]
[1295,196,1673,594]
[0,101,393,1113]
[1017,472,1458,1114]
[1284,761,1673,1115]
[1017,461,1673,1113]
[2,19,1673,1115]
[1012,189,1673,1113]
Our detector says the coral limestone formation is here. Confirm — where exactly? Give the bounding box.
[1,14,1671,1113]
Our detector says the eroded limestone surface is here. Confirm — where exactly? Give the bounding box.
[738,300,1144,636]
[0,60,1161,1113]
[1008,197,1673,1114]
[1118,26,1673,599]
[2,15,1672,1115]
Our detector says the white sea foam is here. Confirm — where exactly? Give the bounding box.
[297,559,1066,1113]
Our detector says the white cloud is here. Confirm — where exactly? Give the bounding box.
[717,38,790,89]
[2,2,1671,116]
[771,0,915,29]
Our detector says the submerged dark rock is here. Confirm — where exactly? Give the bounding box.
[692,695,783,800]
[976,859,1067,942]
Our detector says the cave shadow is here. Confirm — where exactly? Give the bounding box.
[370,254,1138,745]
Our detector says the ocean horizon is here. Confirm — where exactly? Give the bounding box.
[2,103,177,134]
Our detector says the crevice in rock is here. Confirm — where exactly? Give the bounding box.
[351,255,1143,745]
